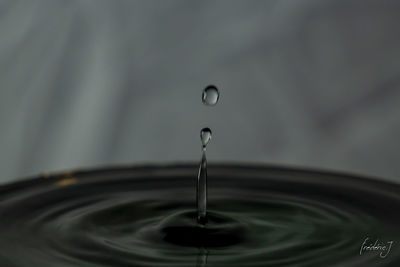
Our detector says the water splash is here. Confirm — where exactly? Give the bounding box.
[0,166,399,266]
[197,128,212,224]
[197,85,219,225]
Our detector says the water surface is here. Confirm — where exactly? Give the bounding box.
[0,165,399,266]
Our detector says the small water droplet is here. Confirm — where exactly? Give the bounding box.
[202,85,219,106]
[200,128,212,148]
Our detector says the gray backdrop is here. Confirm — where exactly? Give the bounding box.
[1,0,400,184]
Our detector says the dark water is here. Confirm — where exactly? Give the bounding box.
[0,165,399,266]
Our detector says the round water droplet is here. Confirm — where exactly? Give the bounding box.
[202,85,219,106]
[200,128,212,148]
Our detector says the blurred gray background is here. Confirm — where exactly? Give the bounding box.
[0,0,399,184]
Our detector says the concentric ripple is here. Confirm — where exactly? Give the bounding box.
[0,165,399,267]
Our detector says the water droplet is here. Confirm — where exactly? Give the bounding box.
[202,85,219,106]
[200,128,212,148]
